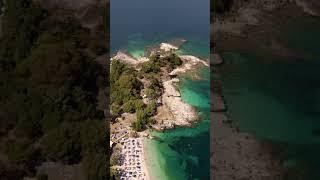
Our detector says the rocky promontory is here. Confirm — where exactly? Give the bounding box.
[111,41,209,131]
[153,78,198,131]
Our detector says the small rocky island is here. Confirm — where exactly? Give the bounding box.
[109,41,208,179]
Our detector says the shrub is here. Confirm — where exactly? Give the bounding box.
[110,150,120,166]
[145,88,156,99]
[134,99,145,110]
[111,103,121,116]
[122,101,135,113]
[141,61,160,73]
[145,100,157,116]
[131,121,143,132]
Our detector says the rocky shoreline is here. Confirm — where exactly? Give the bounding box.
[111,42,209,132]
[210,1,318,177]
[210,54,285,179]
[211,1,318,175]
[110,41,209,179]
[213,0,320,57]
[152,78,198,131]
[152,53,209,131]
[111,51,149,65]
[211,112,284,180]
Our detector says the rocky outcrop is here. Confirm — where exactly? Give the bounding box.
[153,78,198,131]
[111,51,149,66]
[111,51,139,65]
[169,55,209,76]
[160,43,178,52]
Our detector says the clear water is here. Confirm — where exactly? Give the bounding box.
[110,0,210,179]
[116,37,210,179]
[122,37,211,180]
[145,67,210,180]
[110,0,209,54]
[217,16,320,179]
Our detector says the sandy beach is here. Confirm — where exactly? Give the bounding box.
[111,136,151,180]
[141,139,151,180]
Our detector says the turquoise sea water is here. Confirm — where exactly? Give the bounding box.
[124,37,210,180]
[145,66,210,180]
[217,16,320,179]
[112,32,209,60]
[120,35,210,180]
[111,33,210,179]
[111,0,209,178]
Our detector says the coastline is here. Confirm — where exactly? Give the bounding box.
[211,53,284,179]
[152,54,209,131]
[211,112,284,179]
[213,0,320,59]
[110,41,209,179]
[211,1,320,178]
[141,138,151,180]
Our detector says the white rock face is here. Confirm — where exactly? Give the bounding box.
[163,78,181,97]
[111,51,150,66]
[169,55,209,76]
[137,57,149,62]
[160,43,178,52]
[111,51,139,65]
[179,55,209,67]
[160,78,197,126]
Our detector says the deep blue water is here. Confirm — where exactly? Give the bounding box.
[110,0,209,54]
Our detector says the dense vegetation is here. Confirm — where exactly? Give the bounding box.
[0,0,107,179]
[110,52,182,132]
